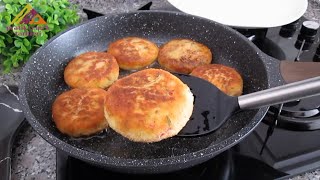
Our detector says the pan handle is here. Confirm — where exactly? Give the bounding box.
[280,61,320,83]
[260,55,320,86]
[238,76,320,110]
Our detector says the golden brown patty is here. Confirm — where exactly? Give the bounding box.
[64,51,119,89]
[104,68,194,143]
[158,38,212,74]
[107,37,159,70]
[52,88,108,137]
[190,64,243,96]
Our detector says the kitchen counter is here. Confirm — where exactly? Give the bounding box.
[1,0,320,179]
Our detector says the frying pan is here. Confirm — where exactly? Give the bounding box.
[18,10,320,174]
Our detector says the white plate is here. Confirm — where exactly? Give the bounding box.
[167,0,308,29]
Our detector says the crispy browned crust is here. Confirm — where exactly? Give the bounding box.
[52,88,108,137]
[158,38,212,74]
[64,52,119,89]
[107,37,159,70]
[104,68,194,143]
[190,64,243,96]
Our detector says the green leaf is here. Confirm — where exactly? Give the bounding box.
[11,56,18,66]
[47,24,54,30]
[4,16,11,25]
[52,2,60,10]
[3,59,13,73]
[47,16,52,23]
[53,20,59,25]
[5,4,14,14]
[9,46,17,52]
[20,44,28,53]
[4,34,13,43]
[19,0,26,5]
[9,58,16,66]
[63,15,68,22]
[0,23,9,33]
[53,14,58,20]
[58,17,66,25]
[41,5,48,13]
[0,11,10,18]
[36,32,48,45]
[53,25,61,33]
[14,39,22,47]
[5,4,12,10]
[3,0,13,3]
[33,44,40,48]
[1,47,9,56]
[36,5,48,14]
[11,4,22,16]
[23,53,31,63]
[0,40,5,47]
[23,38,30,47]
[12,62,19,68]
[60,3,66,8]
[36,38,45,45]
[46,7,54,15]
[34,0,40,4]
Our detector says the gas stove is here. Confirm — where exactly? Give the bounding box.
[233,16,320,178]
[54,4,320,180]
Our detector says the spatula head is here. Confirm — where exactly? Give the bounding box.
[174,74,240,136]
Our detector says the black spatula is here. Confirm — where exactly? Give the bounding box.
[0,85,25,180]
[175,74,320,136]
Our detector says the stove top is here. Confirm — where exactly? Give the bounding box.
[233,16,320,178]
[234,17,320,131]
[56,149,288,180]
[0,1,318,179]
[54,4,320,180]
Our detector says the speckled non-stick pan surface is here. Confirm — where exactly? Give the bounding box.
[18,11,285,173]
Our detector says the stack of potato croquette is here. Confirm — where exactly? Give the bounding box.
[52,36,243,143]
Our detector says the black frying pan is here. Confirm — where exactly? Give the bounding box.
[18,11,320,174]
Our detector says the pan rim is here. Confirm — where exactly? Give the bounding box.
[18,10,271,171]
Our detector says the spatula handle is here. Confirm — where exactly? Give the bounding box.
[238,76,320,110]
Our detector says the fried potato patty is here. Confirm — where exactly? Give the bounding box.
[104,68,194,143]
[64,51,119,89]
[52,88,108,137]
[191,64,243,96]
[158,38,212,74]
[107,37,159,70]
